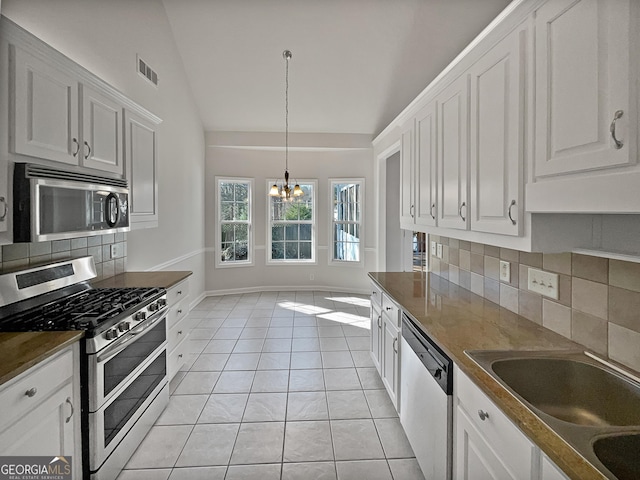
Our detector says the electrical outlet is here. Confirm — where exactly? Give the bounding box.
[499,261,511,282]
[309,273,315,281]
[527,268,559,300]
[436,243,443,259]
[431,241,437,256]
[110,244,118,259]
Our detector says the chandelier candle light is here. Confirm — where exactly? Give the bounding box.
[269,49,303,201]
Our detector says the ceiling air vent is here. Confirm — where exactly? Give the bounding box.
[137,55,158,87]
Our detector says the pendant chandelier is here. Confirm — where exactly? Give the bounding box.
[269,50,303,201]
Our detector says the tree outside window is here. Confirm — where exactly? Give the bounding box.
[269,182,315,262]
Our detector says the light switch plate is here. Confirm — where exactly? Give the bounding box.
[527,268,559,300]
[499,261,511,282]
[431,241,437,256]
[436,244,443,259]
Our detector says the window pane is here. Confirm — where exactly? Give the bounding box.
[221,223,235,242]
[235,224,248,241]
[272,224,285,241]
[299,224,312,241]
[220,183,234,201]
[235,203,248,221]
[218,179,251,264]
[272,242,285,259]
[235,183,248,202]
[285,224,298,241]
[331,181,361,263]
[299,242,312,259]
[285,242,299,259]
[220,202,234,221]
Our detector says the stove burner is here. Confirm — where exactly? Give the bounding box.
[0,287,165,332]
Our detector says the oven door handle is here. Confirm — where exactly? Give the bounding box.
[97,309,169,364]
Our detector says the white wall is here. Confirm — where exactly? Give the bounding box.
[206,131,374,294]
[2,0,206,302]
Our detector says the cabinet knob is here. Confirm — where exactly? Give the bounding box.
[25,387,38,398]
[178,354,183,359]
[177,290,183,295]
[386,306,393,311]
[478,409,490,421]
[178,330,183,335]
[177,309,183,314]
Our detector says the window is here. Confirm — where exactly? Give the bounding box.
[330,179,363,264]
[268,181,316,263]
[216,178,252,267]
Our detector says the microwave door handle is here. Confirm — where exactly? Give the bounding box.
[96,309,168,363]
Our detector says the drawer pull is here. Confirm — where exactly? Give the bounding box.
[478,409,490,421]
[25,387,38,398]
[65,398,74,423]
[177,290,183,295]
[178,330,183,335]
[385,306,393,311]
[178,354,183,359]
[177,309,183,314]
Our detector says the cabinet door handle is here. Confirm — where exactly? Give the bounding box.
[459,202,466,222]
[25,387,38,398]
[65,397,74,423]
[72,138,80,157]
[610,110,624,149]
[377,314,382,329]
[410,205,415,218]
[430,203,436,220]
[177,309,183,314]
[508,200,516,225]
[393,337,398,354]
[84,141,92,159]
[0,197,7,221]
[478,409,490,421]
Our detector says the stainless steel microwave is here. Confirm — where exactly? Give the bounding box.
[13,163,130,242]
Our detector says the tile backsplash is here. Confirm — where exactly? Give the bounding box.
[0,233,127,280]
[429,235,640,373]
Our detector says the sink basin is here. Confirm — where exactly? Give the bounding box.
[490,357,640,426]
[593,434,640,480]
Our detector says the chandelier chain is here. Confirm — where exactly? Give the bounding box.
[285,51,289,172]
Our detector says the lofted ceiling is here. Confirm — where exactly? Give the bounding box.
[162,0,512,137]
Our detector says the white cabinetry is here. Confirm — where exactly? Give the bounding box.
[527,0,640,213]
[455,366,537,480]
[369,281,400,410]
[468,26,524,236]
[0,343,82,478]
[11,46,124,175]
[124,110,160,229]
[167,278,194,380]
[400,100,437,230]
[540,453,570,480]
[437,74,469,231]
[369,282,382,371]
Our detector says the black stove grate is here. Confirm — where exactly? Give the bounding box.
[0,287,165,332]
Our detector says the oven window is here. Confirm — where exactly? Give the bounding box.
[103,319,166,398]
[104,351,166,447]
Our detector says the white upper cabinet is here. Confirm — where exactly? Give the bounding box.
[12,46,79,166]
[415,100,437,228]
[438,74,469,231]
[527,0,640,213]
[81,84,123,175]
[534,0,631,177]
[469,26,525,236]
[399,120,415,227]
[124,110,159,229]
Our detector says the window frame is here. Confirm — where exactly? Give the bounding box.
[266,179,317,265]
[215,176,254,268]
[329,178,364,266]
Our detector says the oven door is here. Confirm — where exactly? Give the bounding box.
[89,310,167,411]
[89,346,167,471]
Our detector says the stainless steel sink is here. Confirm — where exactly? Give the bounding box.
[466,350,640,480]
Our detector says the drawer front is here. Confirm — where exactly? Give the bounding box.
[168,316,190,352]
[381,293,400,328]
[0,347,73,430]
[167,296,189,331]
[167,279,190,306]
[167,339,188,380]
[370,282,382,307]
[455,367,534,479]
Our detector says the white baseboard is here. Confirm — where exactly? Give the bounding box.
[203,285,370,297]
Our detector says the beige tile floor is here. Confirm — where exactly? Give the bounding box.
[118,291,426,480]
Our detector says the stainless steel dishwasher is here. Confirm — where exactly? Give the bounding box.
[400,313,453,480]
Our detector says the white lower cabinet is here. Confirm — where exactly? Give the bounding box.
[0,343,82,478]
[370,297,382,371]
[166,278,192,380]
[454,366,537,480]
[540,453,570,480]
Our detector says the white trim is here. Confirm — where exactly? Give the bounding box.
[215,177,254,268]
[147,248,206,271]
[203,285,370,297]
[189,291,208,311]
[209,145,370,152]
[266,179,317,264]
[328,178,365,267]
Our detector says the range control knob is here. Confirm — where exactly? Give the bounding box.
[104,328,118,340]
[134,311,146,322]
[148,302,159,312]
[118,322,130,332]
[157,298,167,308]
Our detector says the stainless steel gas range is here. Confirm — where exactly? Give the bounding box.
[0,256,169,480]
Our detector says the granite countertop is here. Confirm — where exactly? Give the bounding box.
[0,331,83,387]
[369,271,606,480]
[92,271,192,290]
